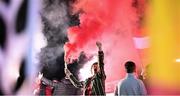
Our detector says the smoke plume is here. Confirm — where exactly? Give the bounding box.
[65,0,144,83]
[39,0,80,80]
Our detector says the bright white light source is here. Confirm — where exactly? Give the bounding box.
[133,36,150,49]
[79,55,98,81]
[175,58,180,62]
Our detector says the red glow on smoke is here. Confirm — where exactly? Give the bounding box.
[65,0,147,92]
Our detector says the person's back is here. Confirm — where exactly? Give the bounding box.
[118,73,146,95]
[115,61,147,96]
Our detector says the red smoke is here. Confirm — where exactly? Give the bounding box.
[65,0,146,92]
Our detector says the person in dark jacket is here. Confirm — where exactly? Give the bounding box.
[65,41,106,95]
[38,63,82,95]
[38,76,81,95]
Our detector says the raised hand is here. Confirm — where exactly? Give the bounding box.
[38,72,43,80]
[64,68,72,78]
[96,41,102,51]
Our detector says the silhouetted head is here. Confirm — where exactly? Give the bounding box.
[91,62,99,75]
[125,61,136,73]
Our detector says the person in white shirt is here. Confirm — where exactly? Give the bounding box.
[114,61,147,96]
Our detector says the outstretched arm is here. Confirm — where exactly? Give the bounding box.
[96,41,106,79]
[65,68,84,88]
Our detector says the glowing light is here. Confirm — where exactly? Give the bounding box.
[79,55,98,81]
[133,37,150,49]
[175,58,180,62]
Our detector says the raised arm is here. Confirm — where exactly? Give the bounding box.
[96,41,106,79]
[114,85,118,96]
[65,68,84,88]
[38,72,58,87]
